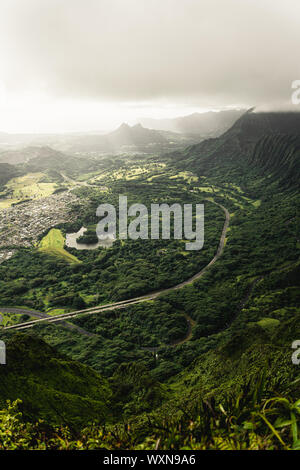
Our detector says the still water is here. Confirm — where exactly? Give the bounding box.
[65,227,114,250]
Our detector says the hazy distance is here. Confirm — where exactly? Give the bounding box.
[0,0,299,133]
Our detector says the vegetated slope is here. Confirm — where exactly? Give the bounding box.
[177,111,300,180]
[173,268,300,400]
[0,310,299,449]
[0,332,167,430]
[0,162,20,187]
[112,305,300,450]
[250,134,300,187]
[0,334,112,427]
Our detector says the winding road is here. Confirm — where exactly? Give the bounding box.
[1,201,230,333]
[0,307,96,337]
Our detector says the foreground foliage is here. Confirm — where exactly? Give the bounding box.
[0,373,299,450]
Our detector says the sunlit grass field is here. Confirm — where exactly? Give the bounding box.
[39,228,81,264]
[0,199,18,209]
[6,173,57,201]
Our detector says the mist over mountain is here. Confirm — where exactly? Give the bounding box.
[107,122,167,145]
[0,123,177,154]
[53,122,173,153]
[0,146,62,165]
[0,113,246,155]
[140,109,246,136]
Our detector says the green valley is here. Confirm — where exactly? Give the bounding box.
[0,111,299,451]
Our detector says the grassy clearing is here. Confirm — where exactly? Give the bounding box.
[223,183,244,194]
[256,317,280,331]
[169,171,199,183]
[6,173,57,201]
[92,163,167,183]
[39,229,81,265]
[0,199,19,210]
[46,308,66,316]
[252,199,262,208]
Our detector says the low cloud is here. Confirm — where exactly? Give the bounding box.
[0,0,299,131]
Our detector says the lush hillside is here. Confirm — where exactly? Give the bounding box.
[0,314,299,449]
[0,162,20,187]
[177,111,300,181]
[250,134,300,187]
[0,334,112,427]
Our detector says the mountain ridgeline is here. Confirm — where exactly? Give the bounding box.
[177,111,300,187]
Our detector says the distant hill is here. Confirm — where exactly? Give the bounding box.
[0,146,61,165]
[0,124,195,155]
[0,145,102,177]
[23,146,101,176]
[106,122,167,146]
[0,145,92,175]
[140,109,246,136]
[54,123,169,153]
[0,145,115,181]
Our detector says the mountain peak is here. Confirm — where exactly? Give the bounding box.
[118,122,131,130]
[107,121,166,145]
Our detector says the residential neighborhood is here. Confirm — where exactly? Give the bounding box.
[0,192,81,259]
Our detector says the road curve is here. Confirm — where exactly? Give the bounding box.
[0,307,96,337]
[2,201,230,332]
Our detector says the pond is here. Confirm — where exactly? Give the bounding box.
[65,227,115,250]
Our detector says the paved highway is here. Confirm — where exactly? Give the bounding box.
[2,201,230,332]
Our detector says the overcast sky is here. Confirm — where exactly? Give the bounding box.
[0,0,299,132]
